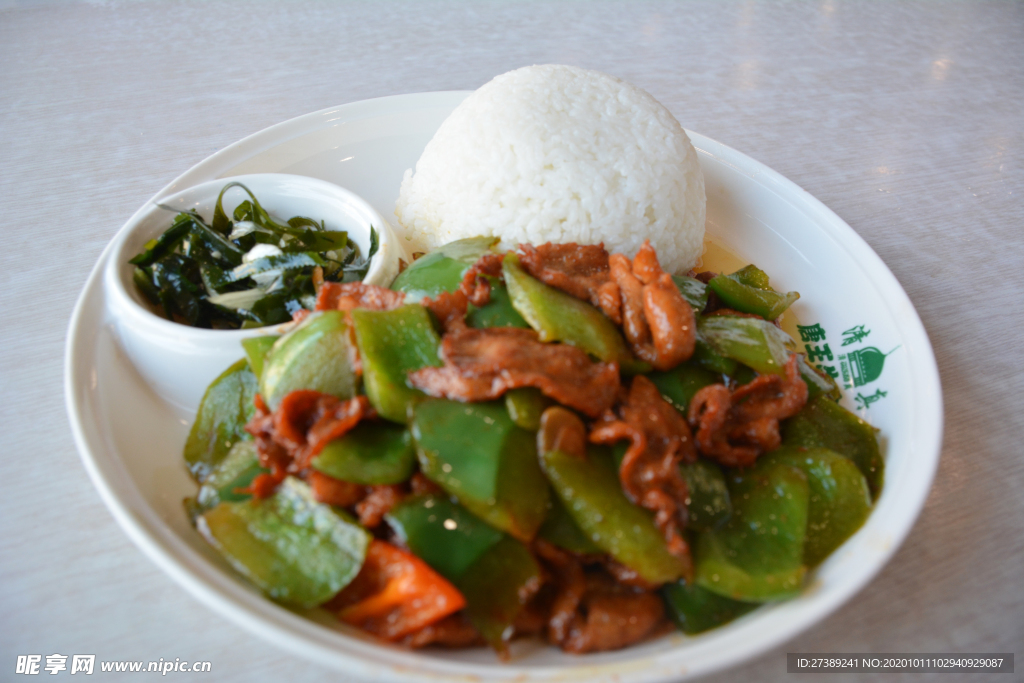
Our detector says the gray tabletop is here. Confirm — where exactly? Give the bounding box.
[2,2,1021,681]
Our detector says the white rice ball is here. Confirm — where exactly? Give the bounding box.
[395,64,705,274]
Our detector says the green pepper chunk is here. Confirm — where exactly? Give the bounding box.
[311,421,416,485]
[412,399,549,541]
[240,335,278,384]
[697,314,796,377]
[503,252,649,374]
[503,387,552,431]
[260,311,357,411]
[671,274,709,312]
[708,265,800,320]
[796,354,842,401]
[196,441,267,510]
[184,358,258,482]
[537,492,602,555]
[539,442,686,585]
[385,494,503,582]
[197,477,371,609]
[648,361,720,415]
[662,579,758,634]
[466,277,529,329]
[680,459,732,532]
[761,447,872,566]
[351,304,442,423]
[691,338,740,375]
[781,395,884,498]
[458,536,542,653]
[694,460,809,602]
[390,236,497,302]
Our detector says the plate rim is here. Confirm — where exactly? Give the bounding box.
[64,91,944,682]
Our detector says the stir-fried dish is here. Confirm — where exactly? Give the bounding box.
[184,236,882,657]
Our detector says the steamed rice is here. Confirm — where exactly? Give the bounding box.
[395,64,705,274]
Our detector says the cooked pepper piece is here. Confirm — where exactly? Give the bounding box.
[311,421,416,485]
[662,579,758,634]
[761,447,872,566]
[184,358,258,482]
[503,252,649,374]
[351,304,443,423]
[503,387,553,431]
[537,493,603,555]
[386,494,504,582]
[334,539,466,641]
[796,354,842,401]
[196,477,371,608]
[781,395,884,497]
[240,335,279,384]
[696,314,796,377]
[465,277,529,329]
[648,360,720,415]
[390,236,498,302]
[694,460,809,602]
[679,459,732,532]
[708,265,800,320]
[411,399,549,541]
[671,274,709,312]
[691,338,740,375]
[195,441,267,510]
[538,409,687,585]
[260,311,357,411]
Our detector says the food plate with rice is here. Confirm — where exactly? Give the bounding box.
[65,76,942,682]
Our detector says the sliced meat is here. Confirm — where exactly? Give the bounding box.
[355,484,405,528]
[401,613,483,648]
[518,243,622,323]
[589,375,695,576]
[689,354,809,467]
[315,281,406,312]
[407,327,619,418]
[459,251,505,307]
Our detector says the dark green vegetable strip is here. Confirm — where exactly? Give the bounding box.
[662,579,758,634]
[761,447,872,566]
[385,494,503,582]
[503,387,552,431]
[129,214,192,267]
[390,236,497,302]
[691,339,739,375]
[196,441,267,510]
[648,361,720,415]
[680,459,732,532]
[503,252,649,374]
[412,399,549,541]
[184,359,257,483]
[671,274,709,312]
[695,461,809,602]
[197,477,371,609]
[708,265,800,320]
[457,536,542,653]
[351,304,442,423]
[697,314,796,376]
[781,395,884,498]
[240,335,279,384]
[259,311,357,411]
[311,421,416,485]
[537,493,602,555]
[539,443,686,585]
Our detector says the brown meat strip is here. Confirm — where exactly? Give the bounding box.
[518,242,622,323]
[407,327,619,418]
[314,281,406,312]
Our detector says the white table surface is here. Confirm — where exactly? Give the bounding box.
[1,1,1021,681]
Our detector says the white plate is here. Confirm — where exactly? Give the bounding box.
[65,92,943,683]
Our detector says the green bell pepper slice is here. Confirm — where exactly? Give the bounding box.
[195,441,267,511]
[694,460,809,602]
[697,314,796,377]
[648,360,720,415]
[796,354,842,401]
[761,447,872,566]
[351,304,442,423]
[412,399,550,541]
[184,358,258,482]
[691,338,740,375]
[662,579,758,634]
[680,459,732,532]
[240,335,279,384]
[537,492,602,555]
[781,395,884,497]
[503,252,649,374]
[311,421,416,485]
[260,311,357,411]
[390,236,497,303]
[539,441,686,585]
[708,265,800,320]
[503,387,552,431]
[197,477,371,608]
[671,274,709,312]
[466,277,529,329]
[385,494,503,582]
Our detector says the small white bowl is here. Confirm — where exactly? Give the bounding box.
[104,173,405,411]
